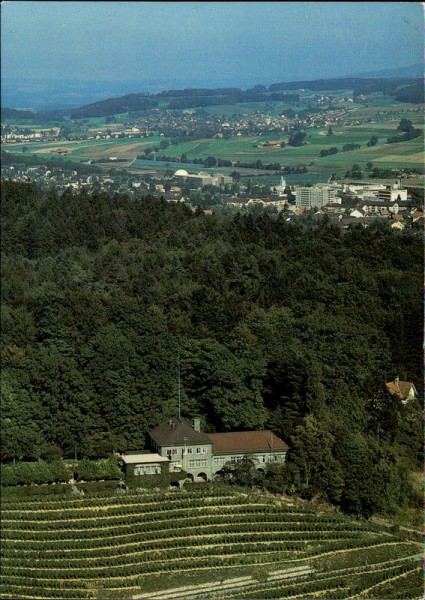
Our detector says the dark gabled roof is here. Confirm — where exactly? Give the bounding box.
[149,417,212,446]
[207,431,289,454]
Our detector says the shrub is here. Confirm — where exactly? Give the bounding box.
[1,460,69,486]
[74,457,122,482]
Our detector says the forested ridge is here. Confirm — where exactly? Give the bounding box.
[67,77,423,117]
[1,180,422,516]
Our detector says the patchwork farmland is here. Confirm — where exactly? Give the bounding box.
[7,108,423,179]
[1,488,421,599]
[159,120,423,173]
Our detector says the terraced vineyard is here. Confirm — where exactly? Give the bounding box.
[1,489,421,599]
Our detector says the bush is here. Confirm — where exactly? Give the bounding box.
[320,147,338,157]
[1,460,69,486]
[74,457,122,482]
[387,129,421,144]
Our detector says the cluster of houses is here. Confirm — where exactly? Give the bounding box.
[1,93,378,151]
[225,180,423,230]
[1,126,61,144]
[2,156,422,230]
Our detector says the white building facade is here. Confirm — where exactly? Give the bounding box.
[295,185,337,208]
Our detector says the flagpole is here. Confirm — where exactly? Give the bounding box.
[177,348,181,419]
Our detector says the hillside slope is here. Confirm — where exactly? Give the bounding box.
[1,488,422,599]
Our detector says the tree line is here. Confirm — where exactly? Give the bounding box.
[387,119,422,144]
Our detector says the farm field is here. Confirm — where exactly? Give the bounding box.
[160,123,424,174]
[5,136,165,160]
[1,488,421,599]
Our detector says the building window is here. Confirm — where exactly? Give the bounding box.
[230,455,246,464]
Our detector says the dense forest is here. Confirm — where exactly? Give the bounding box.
[1,180,422,516]
[70,93,159,119]
[1,107,68,122]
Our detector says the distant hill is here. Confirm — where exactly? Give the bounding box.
[4,75,422,120]
[70,93,159,118]
[267,77,422,100]
[1,107,38,119]
[68,75,423,118]
[1,107,68,121]
[345,62,423,79]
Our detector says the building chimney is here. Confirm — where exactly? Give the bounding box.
[193,418,201,432]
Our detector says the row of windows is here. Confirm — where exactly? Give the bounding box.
[134,465,161,475]
[213,454,285,466]
[166,447,209,456]
[188,459,208,468]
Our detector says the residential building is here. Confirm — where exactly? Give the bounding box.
[386,378,418,405]
[295,185,337,208]
[122,417,289,482]
[148,417,214,481]
[359,198,407,215]
[246,197,288,211]
[390,221,405,230]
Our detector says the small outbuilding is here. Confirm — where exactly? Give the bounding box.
[120,452,169,476]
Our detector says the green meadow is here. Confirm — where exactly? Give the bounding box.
[6,136,166,160]
[160,122,423,174]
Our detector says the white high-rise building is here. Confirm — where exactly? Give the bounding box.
[295,185,337,208]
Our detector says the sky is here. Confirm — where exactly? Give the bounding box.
[1,1,424,87]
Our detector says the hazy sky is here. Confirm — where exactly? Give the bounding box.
[2,1,424,84]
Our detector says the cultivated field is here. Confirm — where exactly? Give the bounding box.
[7,136,165,160]
[1,488,421,599]
[161,123,423,174]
